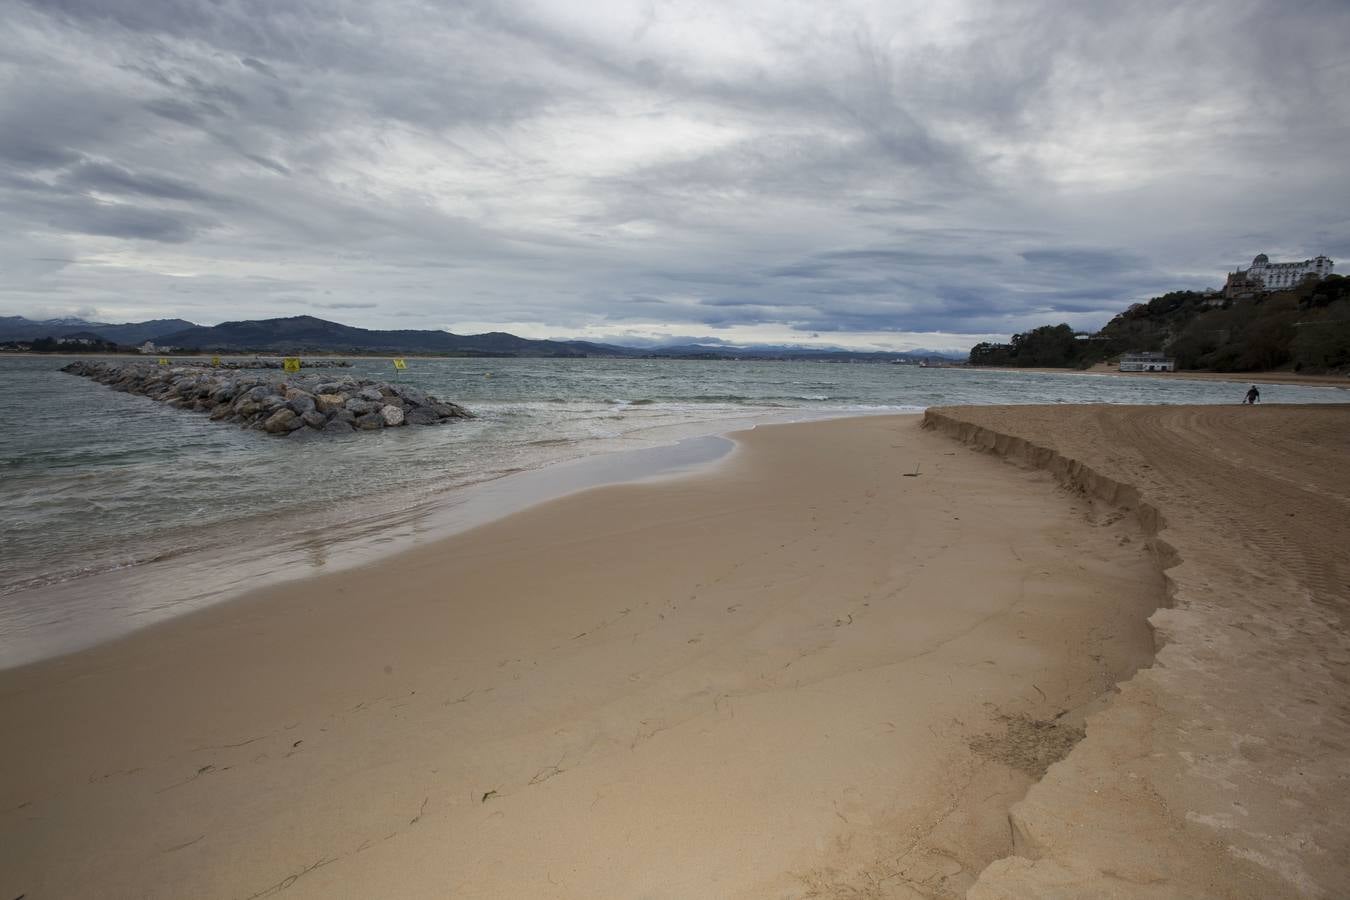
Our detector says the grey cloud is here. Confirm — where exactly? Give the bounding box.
[63,160,215,202]
[647,271,758,288]
[820,249,1002,266]
[241,57,278,78]
[42,200,212,243]
[0,170,62,194]
[851,200,942,216]
[601,334,735,348]
[144,97,226,127]
[26,0,221,36]
[0,134,81,168]
[1020,248,1145,276]
[3,0,1348,349]
[766,263,834,280]
[235,149,291,176]
[697,297,790,309]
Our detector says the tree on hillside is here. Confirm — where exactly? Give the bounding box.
[967,324,1080,367]
[968,341,1014,366]
[1010,323,1078,366]
[968,281,1349,373]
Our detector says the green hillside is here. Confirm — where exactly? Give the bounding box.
[969,274,1350,373]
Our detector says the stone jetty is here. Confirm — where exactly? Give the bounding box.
[62,360,474,435]
[174,359,355,370]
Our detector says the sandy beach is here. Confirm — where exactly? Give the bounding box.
[2,407,1347,898]
[990,363,1350,388]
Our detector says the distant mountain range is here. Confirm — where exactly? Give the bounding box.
[0,314,958,362]
[0,316,195,345]
[150,316,625,357]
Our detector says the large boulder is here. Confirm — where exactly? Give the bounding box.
[432,402,474,419]
[301,410,327,429]
[286,393,317,415]
[404,407,440,425]
[380,404,405,426]
[358,387,384,402]
[355,412,385,430]
[391,385,430,406]
[345,397,376,415]
[262,408,302,434]
[315,393,347,414]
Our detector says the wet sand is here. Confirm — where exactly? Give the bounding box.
[0,414,1161,898]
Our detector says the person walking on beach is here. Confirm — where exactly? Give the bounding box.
[1245,385,1260,404]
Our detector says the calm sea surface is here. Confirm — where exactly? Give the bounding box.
[1,355,1344,666]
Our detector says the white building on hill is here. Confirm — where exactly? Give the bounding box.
[1226,253,1334,297]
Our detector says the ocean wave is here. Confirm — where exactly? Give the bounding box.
[684,394,751,403]
[0,544,199,598]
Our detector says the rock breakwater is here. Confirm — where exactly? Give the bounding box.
[62,360,474,435]
[173,359,355,370]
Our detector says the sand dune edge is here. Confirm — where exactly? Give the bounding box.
[925,404,1350,900]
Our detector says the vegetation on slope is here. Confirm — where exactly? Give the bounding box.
[969,275,1350,373]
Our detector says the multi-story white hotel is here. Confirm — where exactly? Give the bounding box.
[1225,253,1334,297]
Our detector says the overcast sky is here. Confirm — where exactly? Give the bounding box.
[2,0,1347,352]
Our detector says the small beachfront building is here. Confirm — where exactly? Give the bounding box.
[1119,352,1175,372]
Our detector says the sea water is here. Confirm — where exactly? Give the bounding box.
[1,355,1343,666]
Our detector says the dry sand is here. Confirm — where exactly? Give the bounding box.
[1,415,1161,899]
[2,406,1345,898]
[926,404,1350,899]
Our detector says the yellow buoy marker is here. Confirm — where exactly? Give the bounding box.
[158,357,169,365]
[393,358,407,370]
[283,357,301,373]
[211,355,222,367]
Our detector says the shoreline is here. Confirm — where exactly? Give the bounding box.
[11,350,1349,386]
[0,430,739,670]
[1,413,1162,898]
[978,362,1350,388]
[0,407,917,670]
